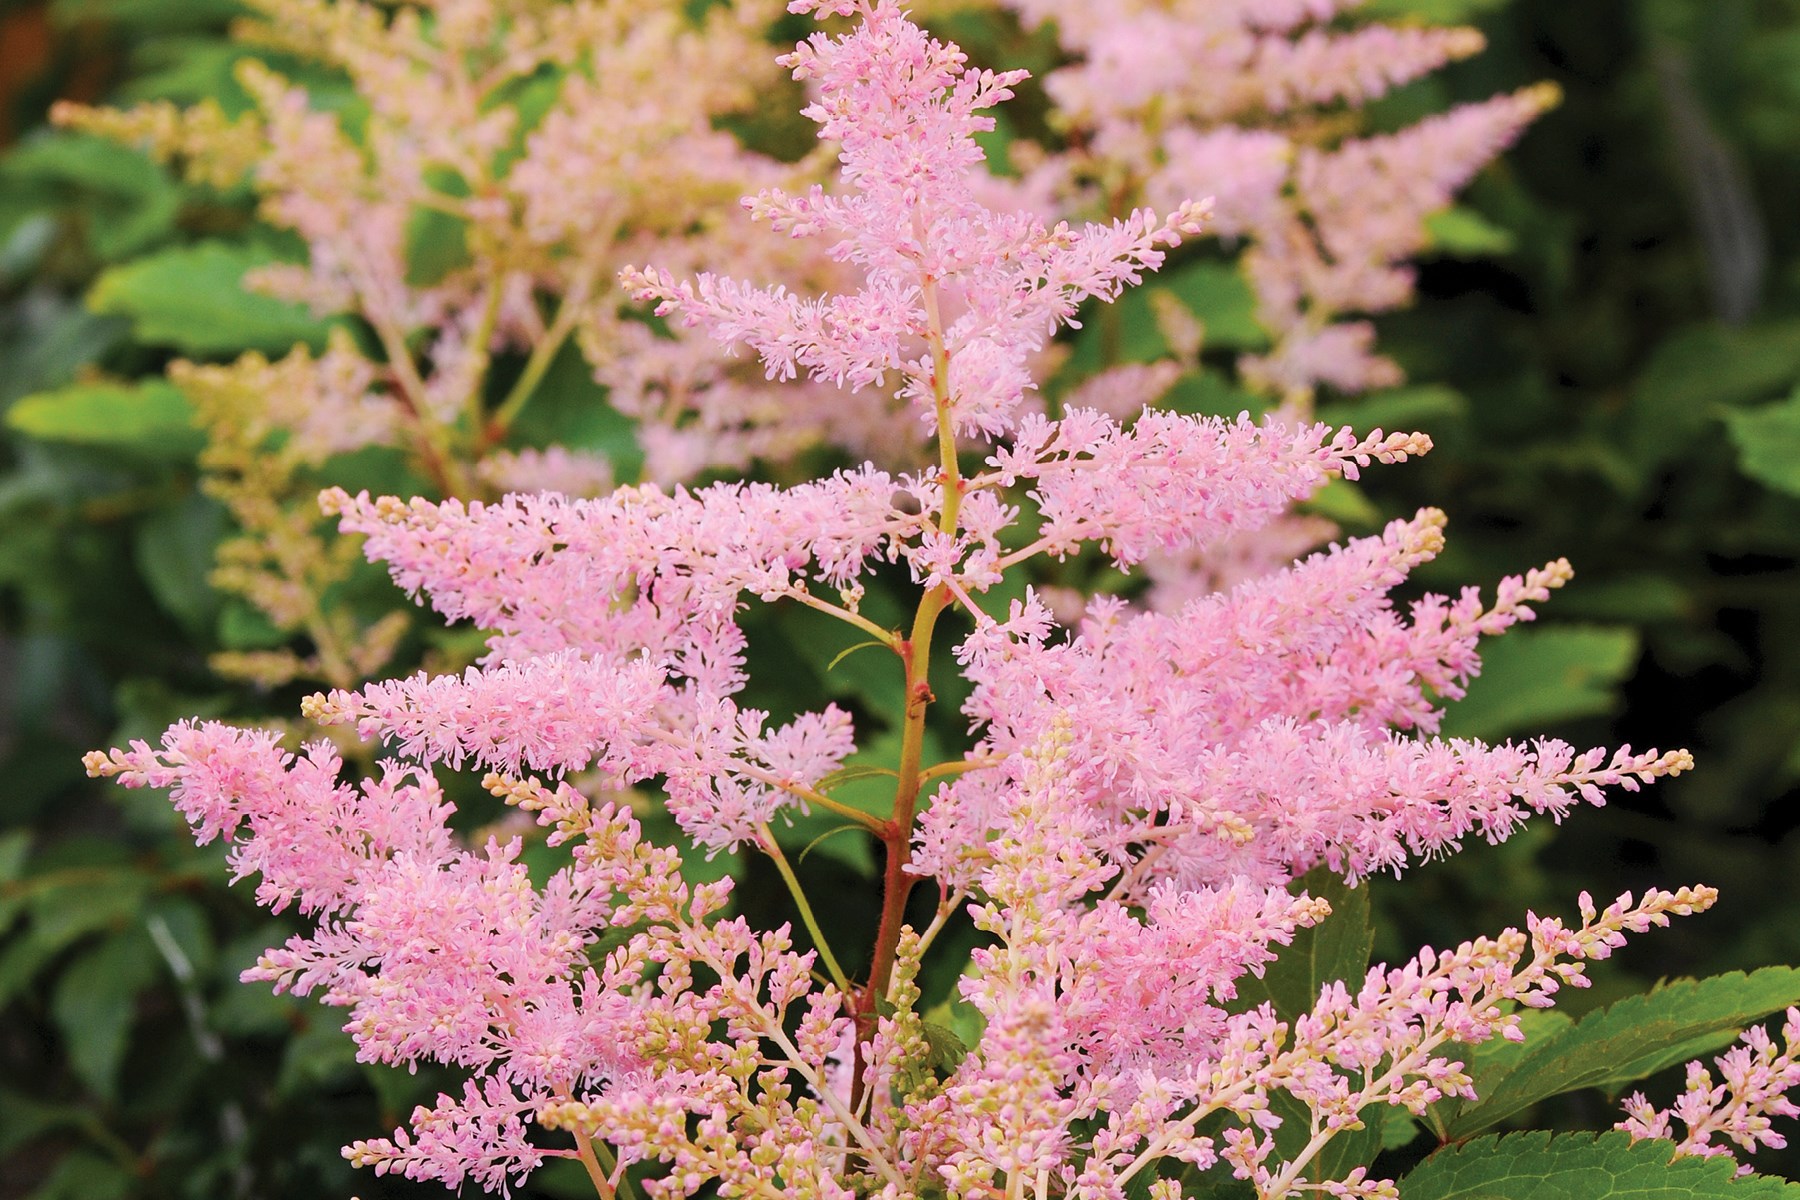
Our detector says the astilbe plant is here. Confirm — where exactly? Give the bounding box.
[54,0,863,691]
[83,3,1800,1198]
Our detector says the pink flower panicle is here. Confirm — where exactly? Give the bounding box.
[1001,0,1554,400]
[625,0,1209,442]
[918,730,1718,1198]
[1620,1008,1800,1166]
[80,5,1726,1199]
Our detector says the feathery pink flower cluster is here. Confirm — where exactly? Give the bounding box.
[998,0,1555,401]
[83,4,1776,1198]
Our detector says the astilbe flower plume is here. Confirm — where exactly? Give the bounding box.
[84,4,1758,1198]
[993,0,1554,403]
[53,0,871,689]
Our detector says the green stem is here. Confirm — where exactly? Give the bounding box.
[786,588,903,651]
[462,267,507,441]
[481,255,606,449]
[758,823,852,993]
[918,755,1000,786]
[371,315,475,497]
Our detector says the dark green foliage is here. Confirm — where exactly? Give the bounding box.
[1400,1132,1800,1198]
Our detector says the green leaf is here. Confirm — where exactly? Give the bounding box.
[50,931,159,1101]
[51,0,246,32]
[1423,1008,1573,1141]
[1445,967,1800,1140]
[405,167,473,287]
[1628,320,1800,473]
[0,133,182,260]
[1725,388,1800,497]
[921,1018,970,1073]
[1360,0,1509,18]
[1163,262,1267,351]
[6,379,202,457]
[1425,207,1517,257]
[1067,261,1269,378]
[1331,385,1471,435]
[133,491,227,634]
[1232,865,1374,1022]
[88,241,332,355]
[23,1150,135,1200]
[1233,870,1386,1183]
[1400,1131,1800,1198]
[1305,478,1381,527]
[0,299,130,407]
[0,832,29,939]
[1437,626,1639,741]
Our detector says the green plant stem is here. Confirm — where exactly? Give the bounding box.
[370,315,475,496]
[918,756,999,786]
[462,267,507,440]
[758,822,852,993]
[481,254,606,449]
[787,588,903,650]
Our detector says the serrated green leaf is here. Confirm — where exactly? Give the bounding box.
[923,996,986,1063]
[50,931,159,1101]
[89,241,332,355]
[1423,1008,1573,1141]
[6,379,201,456]
[1438,626,1639,741]
[1726,388,1800,497]
[1232,866,1374,1022]
[1445,967,1800,1140]
[1400,1131,1800,1198]
[922,1020,969,1073]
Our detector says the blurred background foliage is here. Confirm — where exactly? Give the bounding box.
[1,0,1798,1196]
